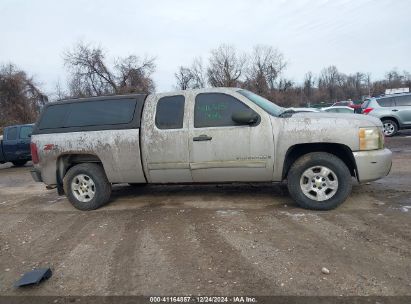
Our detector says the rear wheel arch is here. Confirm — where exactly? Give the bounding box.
[380,116,399,126]
[282,143,357,180]
[56,153,104,194]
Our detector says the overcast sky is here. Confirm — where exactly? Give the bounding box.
[1,0,410,95]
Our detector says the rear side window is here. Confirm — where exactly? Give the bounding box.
[395,95,411,106]
[19,126,33,139]
[39,98,137,129]
[7,127,17,140]
[38,104,67,129]
[377,97,395,107]
[194,93,251,128]
[155,95,185,129]
[66,99,136,127]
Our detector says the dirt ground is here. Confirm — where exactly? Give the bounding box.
[0,132,410,297]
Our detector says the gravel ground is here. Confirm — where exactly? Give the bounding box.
[0,131,410,297]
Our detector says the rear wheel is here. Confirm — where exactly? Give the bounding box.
[287,152,352,210]
[12,160,27,167]
[63,163,111,210]
[382,119,398,137]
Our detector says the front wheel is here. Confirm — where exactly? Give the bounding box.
[287,152,352,210]
[63,163,112,210]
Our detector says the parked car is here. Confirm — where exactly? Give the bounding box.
[0,124,34,166]
[361,93,411,136]
[30,88,392,211]
[332,100,353,107]
[332,100,362,113]
[321,106,355,114]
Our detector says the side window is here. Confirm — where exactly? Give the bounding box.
[194,93,251,128]
[19,126,33,139]
[38,99,137,130]
[7,127,18,140]
[65,99,136,127]
[395,96,411,106]
[155,95,185,129]
[38,104,68,129]
[377,98,395,107]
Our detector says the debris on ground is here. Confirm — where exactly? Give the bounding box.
[14,268,52,287]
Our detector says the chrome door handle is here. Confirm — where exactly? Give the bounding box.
[193,134,212,141]
[392,109,399,112]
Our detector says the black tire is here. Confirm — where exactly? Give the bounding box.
[12,160,27,167]
[287,152,352,210]
[63,163,111,211]
[381,119,398,137]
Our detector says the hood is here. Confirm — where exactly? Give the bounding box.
[291,112,382,128]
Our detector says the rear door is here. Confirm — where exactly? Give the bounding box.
[18,125,33,159]
[395,95,411,125]
[141,92,193,183]
[188,91,274,182]
[3,127,18,161]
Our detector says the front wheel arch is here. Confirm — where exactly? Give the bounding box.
[282,143,357,180]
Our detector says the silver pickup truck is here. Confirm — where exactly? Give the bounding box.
[30,88,392,211]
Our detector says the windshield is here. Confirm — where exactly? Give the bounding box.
[238,89,284,116]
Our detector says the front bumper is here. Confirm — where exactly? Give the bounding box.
[353,148,392,183]
[30,169,43,183]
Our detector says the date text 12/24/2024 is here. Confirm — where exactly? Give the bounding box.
[149,296,257,303]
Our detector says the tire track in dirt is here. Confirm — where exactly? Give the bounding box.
[140,208,275,295]
[105,211,147,295]
[272,211,411,295]
[217,210,334,295]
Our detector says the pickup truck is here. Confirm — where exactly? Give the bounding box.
[0,124,34,166]
[30,88,392,211]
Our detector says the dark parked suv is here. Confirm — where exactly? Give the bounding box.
[362,93,411,136]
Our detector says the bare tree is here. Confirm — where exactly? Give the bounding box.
[318,66,346,102]
[175,66,194,90]
[207,44,246,87]
[245,45,286,94]
[303,71,315,101]
[190,57,206,89]
[174,57,206,90]
[0,64,48,129]
[64,42,156,97]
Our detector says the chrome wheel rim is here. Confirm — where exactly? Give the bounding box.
[71,174,96,202]
[300,166,338,201]
[383,122,395,136]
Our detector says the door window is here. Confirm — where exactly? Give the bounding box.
[395,95,411,106]
[194,93,252,128]
[377,97,395,107]
[7,127,17,140]
[155,95,185,129]
[19,126,33,139]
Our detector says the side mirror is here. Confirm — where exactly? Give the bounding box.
[232,110,259,125]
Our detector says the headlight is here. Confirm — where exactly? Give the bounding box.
[359,127,384,150]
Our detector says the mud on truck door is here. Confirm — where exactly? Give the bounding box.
[188,91,275,182]
[141,92,193,183]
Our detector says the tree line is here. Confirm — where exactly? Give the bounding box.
[1,41,410,130]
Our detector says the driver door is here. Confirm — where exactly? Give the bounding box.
[188,91,275,182]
